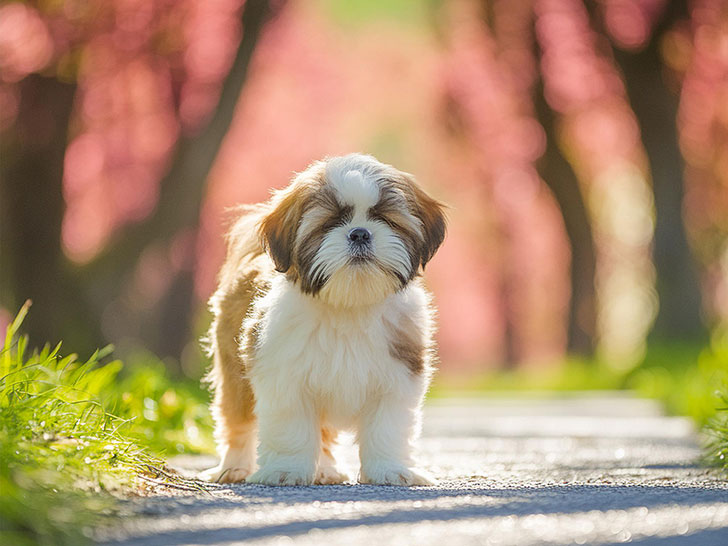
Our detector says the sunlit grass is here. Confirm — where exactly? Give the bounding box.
[429,358,624,398]
[628,336,727,425]
[629,334,728,471]
[693,333,728,472]
[0,302,213,545]
[706,385,728,473]
[111,351,214,456]
[316,0,429,26]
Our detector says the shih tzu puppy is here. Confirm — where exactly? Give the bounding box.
[201,153,446,486]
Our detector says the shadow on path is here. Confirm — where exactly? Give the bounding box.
[105,483,728,546]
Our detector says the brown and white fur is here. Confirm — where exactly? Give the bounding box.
[201,153,446,486]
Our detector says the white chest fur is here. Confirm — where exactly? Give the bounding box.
[246,276,430,426]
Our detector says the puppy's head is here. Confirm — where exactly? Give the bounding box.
[259,154,446,307]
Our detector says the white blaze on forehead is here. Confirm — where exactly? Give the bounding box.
[330,169,380,211]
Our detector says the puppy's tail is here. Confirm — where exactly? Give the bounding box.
[222,203,268,255]
[203,203,273,382]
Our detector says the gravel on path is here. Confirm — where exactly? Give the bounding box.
[97,393,728,546]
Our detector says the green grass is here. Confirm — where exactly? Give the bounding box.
[628,334,728,471]
[429,358,625,397]
[315,0,432,27]
[111,351,213,456]
[707,386,728,473]
[627,335,728,425]
[691,333,728,472]
[0,302,213,545]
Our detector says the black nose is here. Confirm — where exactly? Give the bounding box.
[348,227,372,244]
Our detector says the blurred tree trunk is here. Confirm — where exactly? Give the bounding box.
[533,81,597,356]
[604,1,706,342]
[440,93,520,369]
[0,75,98,349]
[81,0,277,364]
[485,0,597,358]
[85,0,273,280]
[498,230,519,369]
[1,0,277,363]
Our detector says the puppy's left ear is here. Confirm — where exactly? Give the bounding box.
[409,179,447,269]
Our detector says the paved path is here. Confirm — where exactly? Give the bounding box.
[98,394,728,545]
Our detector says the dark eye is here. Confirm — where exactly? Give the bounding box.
[321,205,353,233]
[368,204,395,228]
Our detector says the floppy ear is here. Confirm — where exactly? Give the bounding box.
[403,176,447,269]
[258,182,308,273]
[389,171,447,269]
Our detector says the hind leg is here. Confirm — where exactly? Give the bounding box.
[200,316,257,483]
[201,430,256,483]
[314,427,349,485]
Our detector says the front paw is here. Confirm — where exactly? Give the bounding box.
[360,462,434,486]
[199,464,252,484]
[247,466,315,486]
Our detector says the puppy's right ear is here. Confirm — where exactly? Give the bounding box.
[258,181,308,273]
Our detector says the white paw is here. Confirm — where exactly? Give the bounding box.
[314,466,349,485]
[199,464,252,484]
[199,446,255,483]
[360,463,435,486]
[247,466,315,486]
